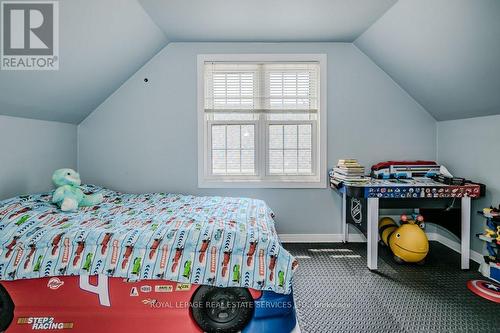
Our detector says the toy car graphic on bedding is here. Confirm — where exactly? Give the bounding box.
[0,203,22,221]
[220,232,235,280]
[120,230,140,271]
[198,230,211,263]
[171,230,187,274]
[3,219,39,259]
[131,257,141,275]
[246,235,258,266]
[182,260,192,278]
[232,264,241,283]
[71,233,87,270]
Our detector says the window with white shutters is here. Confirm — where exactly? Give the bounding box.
[198,55,326,188]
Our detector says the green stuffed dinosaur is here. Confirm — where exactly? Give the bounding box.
[52,168,103,212]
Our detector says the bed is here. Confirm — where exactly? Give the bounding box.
[0,185,297,294]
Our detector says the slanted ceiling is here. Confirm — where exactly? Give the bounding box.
[355,0,500,120]
[0,0,499,123]
[0,0,167,124]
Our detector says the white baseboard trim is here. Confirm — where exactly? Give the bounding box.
[279,233,366,243]
[425,232,483,264]
[279,232,483,264]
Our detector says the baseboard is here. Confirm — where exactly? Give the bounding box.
[279,233,366,243]
[425,232,483,264]
[279,232,483,264]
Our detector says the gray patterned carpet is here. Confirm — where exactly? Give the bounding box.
[283,242,500,333]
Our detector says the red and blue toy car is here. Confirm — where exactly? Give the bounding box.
[0,275,298,333]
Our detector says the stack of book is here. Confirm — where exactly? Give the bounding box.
[330,159,369,186]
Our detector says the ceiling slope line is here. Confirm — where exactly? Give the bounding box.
[77,41,170,127]
[136,0,170,41]
[75,0,170,125]
[353,0,400,44]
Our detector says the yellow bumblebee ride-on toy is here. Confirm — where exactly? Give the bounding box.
[379,214,429,264]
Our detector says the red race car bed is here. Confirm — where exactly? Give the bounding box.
[0,186,299,332]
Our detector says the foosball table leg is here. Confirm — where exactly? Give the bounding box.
[461,196,471,270]
[342,192,348,243]
[367,197,379,270]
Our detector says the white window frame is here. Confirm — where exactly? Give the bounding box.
[197,54,327,188]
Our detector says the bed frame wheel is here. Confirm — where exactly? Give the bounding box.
[191,286,254,333]
[0,284,14,332]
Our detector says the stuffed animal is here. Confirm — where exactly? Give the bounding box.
[52,168,103,212]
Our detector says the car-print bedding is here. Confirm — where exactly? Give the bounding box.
[0,185,297,294]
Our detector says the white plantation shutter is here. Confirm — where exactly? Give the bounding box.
[205,63,259,111]
[204,62,319,113]
[203,60,321,181]
[264,63,318,112]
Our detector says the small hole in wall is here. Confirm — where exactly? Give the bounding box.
[144,78,149,83]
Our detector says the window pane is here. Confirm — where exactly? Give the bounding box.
[269,125,283,149]
[298,124,312,149]
[210,124,255,175]
[284,125,297,149]
[241,149,254,174]
[226,150,241,174]
[284,149,298,174]
[212,125,226,149]
[268,123,313,175]
[212,150,226,174]
[226,125,240,149]
[269,150,283,174]
[241,125,254,149]
[298,150,312,174]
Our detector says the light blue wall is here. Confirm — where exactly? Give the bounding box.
[78,42,436,235]
[437,115,500,253]
[0,115,77,200]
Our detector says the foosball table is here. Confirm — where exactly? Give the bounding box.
[331,177,484,270]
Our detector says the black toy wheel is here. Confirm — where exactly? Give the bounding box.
[191,286,254,333]
[0,284,14,332]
